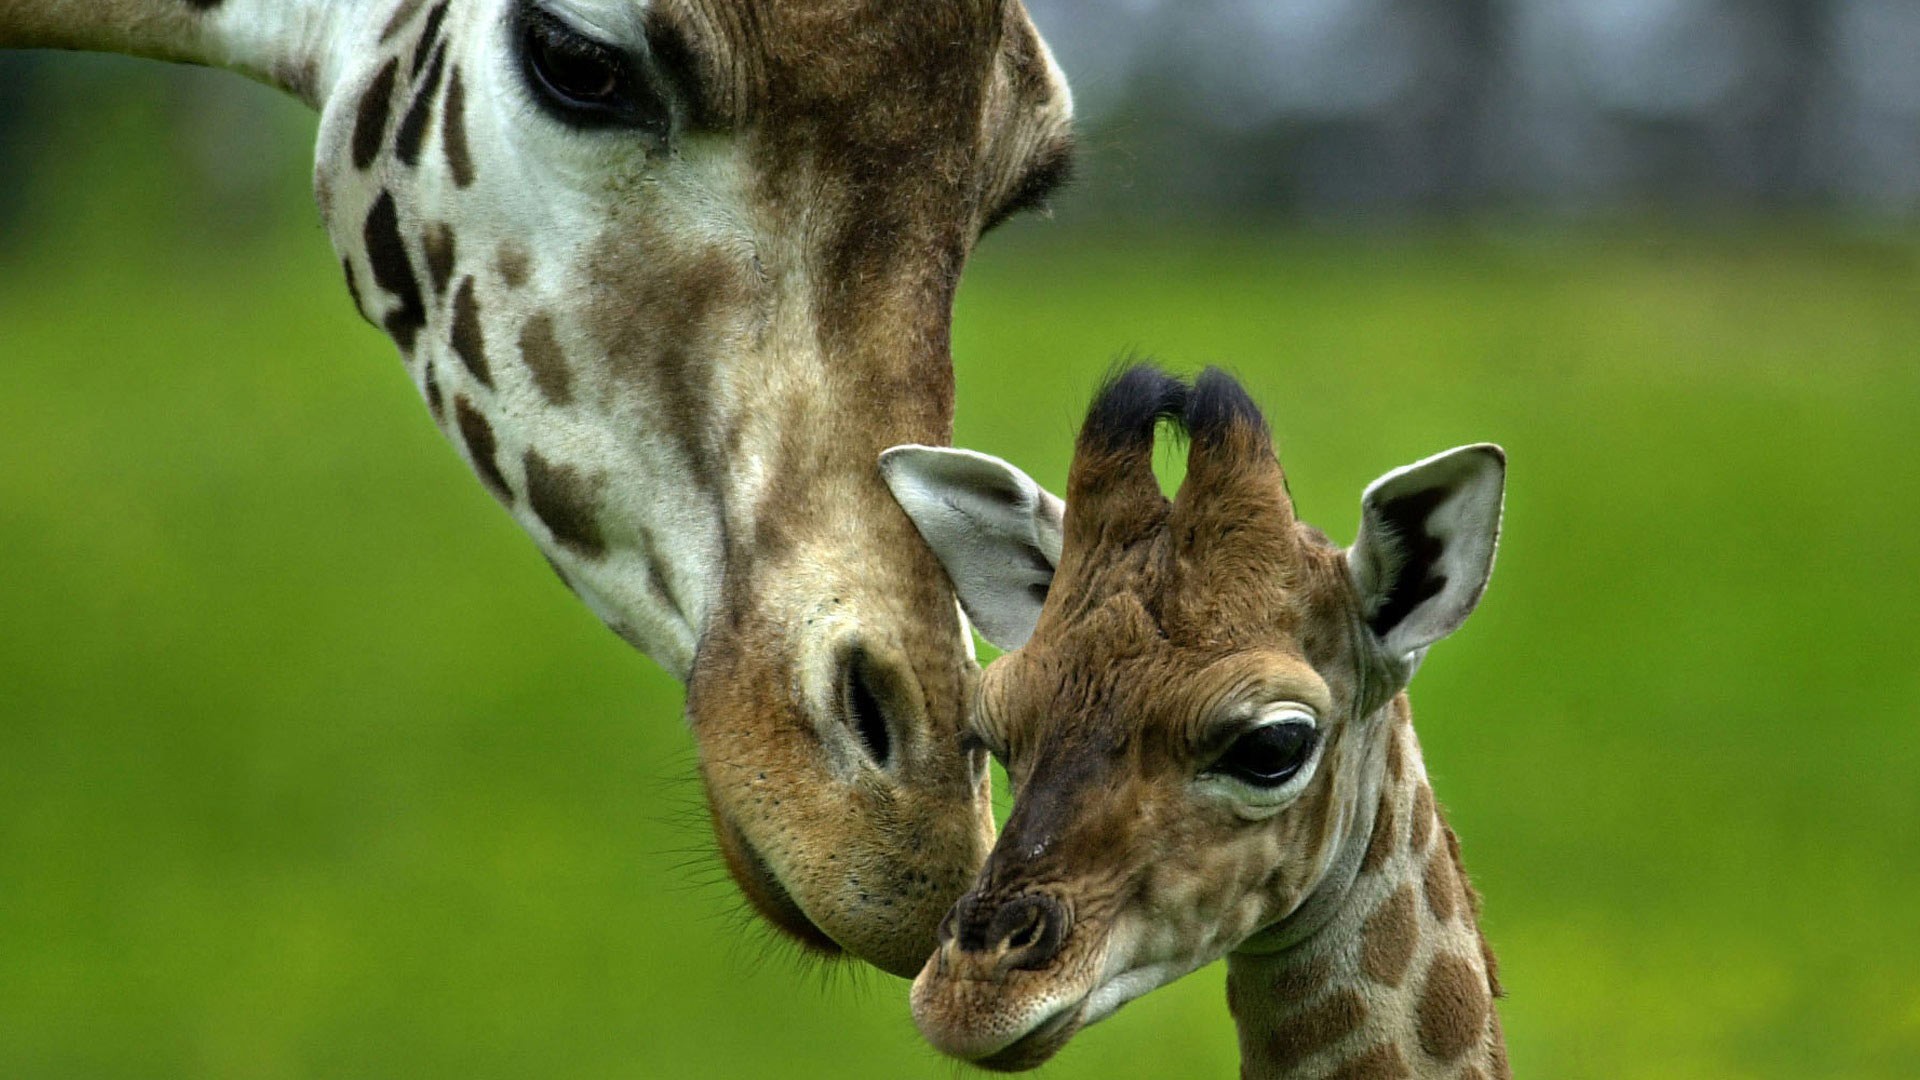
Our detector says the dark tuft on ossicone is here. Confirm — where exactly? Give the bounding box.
[1079,362,1188,457]
[1184,366,1269,447]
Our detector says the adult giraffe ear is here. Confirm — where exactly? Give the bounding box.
[880,445,1064,651]
[1347,444,1506,663]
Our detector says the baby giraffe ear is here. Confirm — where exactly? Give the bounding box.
[880,446,1065,651]
[1347,444,1506,663]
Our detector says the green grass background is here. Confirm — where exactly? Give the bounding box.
[3,62,1918,1079]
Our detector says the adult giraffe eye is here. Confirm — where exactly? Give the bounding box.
[519,6,666,133]
[1213,722,1318,789]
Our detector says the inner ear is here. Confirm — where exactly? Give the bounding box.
[1347,445,1505,660]
[1363,485,1453,637]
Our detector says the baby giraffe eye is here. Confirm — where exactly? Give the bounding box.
[1212,722,1318,789]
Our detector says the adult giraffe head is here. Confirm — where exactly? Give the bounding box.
[2,0,1075,976]
[884,367,1507,1070]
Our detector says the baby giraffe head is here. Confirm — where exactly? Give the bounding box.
[881,366,1504,1070]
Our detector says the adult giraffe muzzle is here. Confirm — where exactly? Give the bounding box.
[1,0,1075,977]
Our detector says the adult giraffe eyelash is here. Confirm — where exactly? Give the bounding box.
[516,2,668,135]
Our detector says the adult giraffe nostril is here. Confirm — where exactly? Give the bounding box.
[839,648,896,770]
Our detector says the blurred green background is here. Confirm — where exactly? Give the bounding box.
[4,54,1919,1080]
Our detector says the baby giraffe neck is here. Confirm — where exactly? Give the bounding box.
[1225,707,1508,1079]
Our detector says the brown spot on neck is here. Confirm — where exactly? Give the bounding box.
[454,396,508,501]
[1423,841,1458,923]
[351,59,400,171]
[341,257,367,323]
[1270,949,1334,1003]
[449,277,491,387]
[1359,884,1417,987]
[395,40,449,167]
[1415,952,1490,1063]
[1409,784,1435,853]
[518,313,572,405]
[524,450,606,557]
[1361,788,1396,875]
[1263,988,1368,1074]
[422,361,444,422]
[442,66,475,188]
[410,0,449,79]
[1322,1042,1411,1080]
[363,190,426,352]
[379,0,428,43]
[497,244,531,289]
[423,223,456,296]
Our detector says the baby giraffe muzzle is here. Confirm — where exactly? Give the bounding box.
[884,365,1511,1077]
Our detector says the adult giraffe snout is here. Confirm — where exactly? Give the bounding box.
[692,591,995,976]
[686,457,1002,976]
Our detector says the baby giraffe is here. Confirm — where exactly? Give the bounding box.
[880,365,1508,1078]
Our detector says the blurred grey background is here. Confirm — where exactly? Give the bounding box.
[3,0,1919,240]
[1037,0,1920,221]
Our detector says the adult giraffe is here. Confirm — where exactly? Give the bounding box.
[0,0,1075,977]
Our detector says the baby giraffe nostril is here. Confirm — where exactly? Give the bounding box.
[1007,916,1039,951]
[985,894,1069,972]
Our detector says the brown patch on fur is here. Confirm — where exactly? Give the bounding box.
[1264,988,1368,1073]
[1360,884,1418,987]
[1385,726,1406,784]
[379,0,427,43]
[518,313,573,405]
[1322,1042,1412,1080]
[524,450,606,557]
[352,59,399,171]
[422,362,443,422]
[1461,1068,1488,1080]
[410,0,449,79]
[423,224,456,296]
[362,190,426,351]
[341,258,367,322]
[1416,953,1489,1063]
[1410,784,1435,854]
[1270,950,1334,1004]
[395,41,448,167]
[442,67,474,188]
[1362,789,1396,875]
[1424,841,1458,923]
[449,277,491,387]
[496,244,531,289]
[454,396,508,501]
